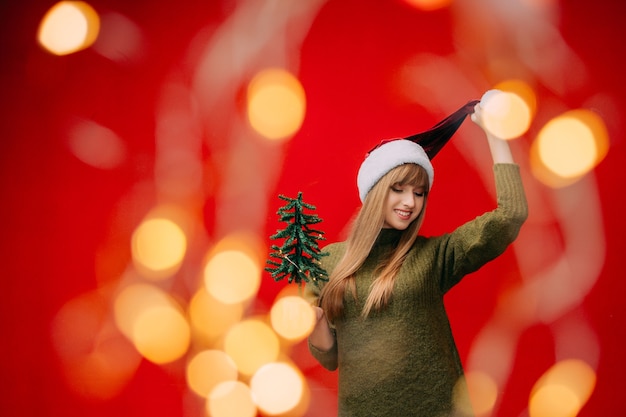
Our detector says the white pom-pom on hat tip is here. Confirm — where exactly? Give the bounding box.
[480,89,505,106]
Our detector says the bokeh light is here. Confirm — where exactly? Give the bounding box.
[529,359,596,417]
[38,1,100,55]
[480,89,532,140]
[402,0,452,11]
[247,68,306,140]
[188,288,245,344]
[532,109,609,187]
[51,291,140,399]
[131,305,191,364]
[204,250,261,304]
[132,217,187,280]
[250,362,305,416]
[538,117,596,177]
[223,319,280,376]
[68,119,127,169]
[92,12,143,63]
[52,291,108,359]
[113,283,191,364]
[270,295,316,342]
[453,371,499,416]
[186,350,238,398]
[207,381,257,417]
[113,283,173,339]
[61,335,140,400]
[530,385,580,417]
[494,79,538,118]
[209,231,267,264]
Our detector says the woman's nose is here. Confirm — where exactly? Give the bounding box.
[402,193,415,207]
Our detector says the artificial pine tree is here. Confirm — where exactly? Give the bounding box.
[266,192,329,288]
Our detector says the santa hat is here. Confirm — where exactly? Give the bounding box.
[357,99,480,202]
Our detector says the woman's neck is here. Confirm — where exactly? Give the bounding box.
[375,228,403,246]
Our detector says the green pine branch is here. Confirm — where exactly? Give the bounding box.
[265,192,329,287]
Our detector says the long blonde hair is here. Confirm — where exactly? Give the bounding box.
[320,163,429,321]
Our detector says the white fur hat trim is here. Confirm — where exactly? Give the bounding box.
[357,139,433,203]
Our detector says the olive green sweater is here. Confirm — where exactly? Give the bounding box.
[307,164,528,417]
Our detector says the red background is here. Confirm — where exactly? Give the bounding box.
[1,1,625,416]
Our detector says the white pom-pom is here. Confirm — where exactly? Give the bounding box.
[480,89,504,106]
[481,89,511,118]
[478,89,531,139]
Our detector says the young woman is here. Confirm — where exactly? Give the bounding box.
[306,101,528,416]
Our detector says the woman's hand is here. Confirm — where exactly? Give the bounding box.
[470,102,486,129]
[313,306,325,322]
[309,306,335,352]
[471,101,515,164]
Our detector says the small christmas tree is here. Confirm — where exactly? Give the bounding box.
[266,192,329,288]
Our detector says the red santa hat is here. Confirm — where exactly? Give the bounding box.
[357,99,480,202]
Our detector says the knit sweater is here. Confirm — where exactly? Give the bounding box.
[307,164,528,417]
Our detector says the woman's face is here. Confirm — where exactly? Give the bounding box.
[382,182,425,230]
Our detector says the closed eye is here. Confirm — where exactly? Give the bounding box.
[391,185,425,196]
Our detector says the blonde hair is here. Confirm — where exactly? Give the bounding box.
[320,163,429,321]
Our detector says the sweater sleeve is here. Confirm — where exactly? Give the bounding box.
[304,245,340,371]
[308,337,338,371]
[439,163,528,293]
